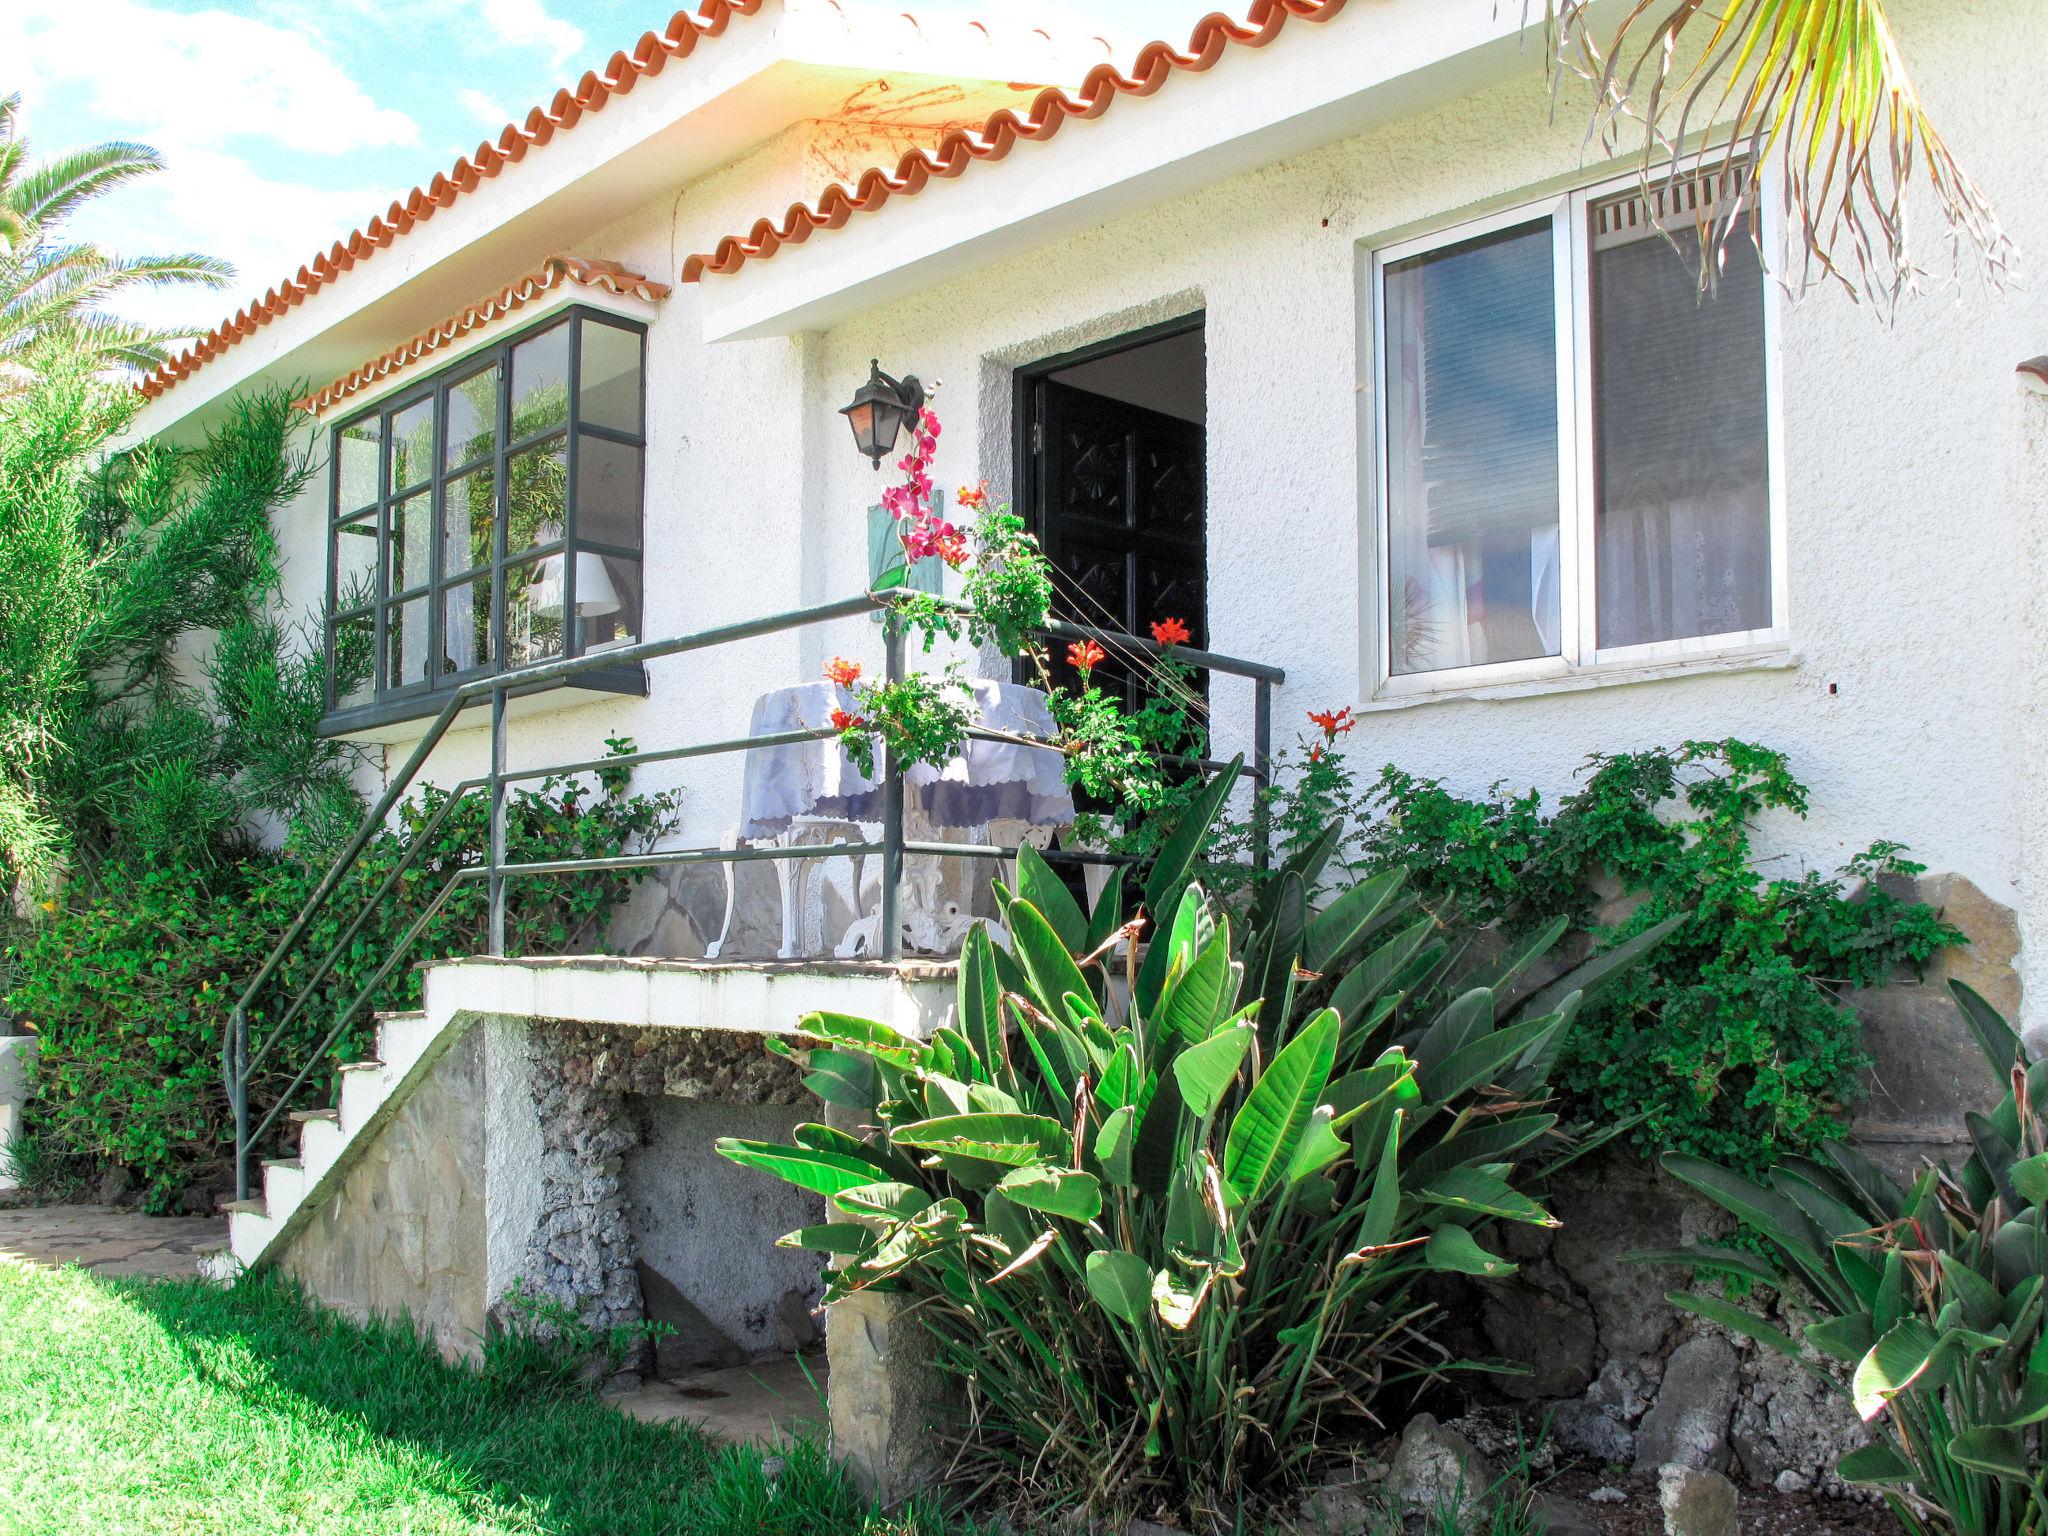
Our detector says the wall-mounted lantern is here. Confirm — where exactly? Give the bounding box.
[2019,355,2048,397]
[840,357,927,469]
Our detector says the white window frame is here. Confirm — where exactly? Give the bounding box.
[1367,164,1788,701]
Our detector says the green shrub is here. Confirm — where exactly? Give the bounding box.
[1355,740,1962,1176]
[1656,981,2048,1535]
[720,765,1675,1528]
[7,744,680,1208]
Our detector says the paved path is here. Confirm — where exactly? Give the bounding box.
[0,1204,224,1279]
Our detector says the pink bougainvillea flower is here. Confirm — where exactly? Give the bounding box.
[824,657,862,687]
[1067,639,1107,676]
[1149,616,1192,647]
[829,707,865,732]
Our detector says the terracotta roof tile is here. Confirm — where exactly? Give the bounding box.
[139,0,767,404]
[295,257,670,417]
[681,0,1351,282]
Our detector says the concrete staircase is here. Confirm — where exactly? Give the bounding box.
[212,1005,452,1276]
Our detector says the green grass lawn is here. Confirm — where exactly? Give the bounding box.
[0,1260,967,1536]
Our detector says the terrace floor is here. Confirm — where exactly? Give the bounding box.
[0,1202,226,1279]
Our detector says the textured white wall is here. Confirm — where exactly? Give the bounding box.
[265,0,2048,1031]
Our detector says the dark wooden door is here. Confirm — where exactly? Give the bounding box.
[1029,379,1207,703]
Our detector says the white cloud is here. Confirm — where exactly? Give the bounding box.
[458,88,513,129]
[0,0,419,157]
[472,0,586,72]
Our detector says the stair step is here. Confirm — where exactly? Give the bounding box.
[373,1009,427,1022]
[377,1014,434,1074]
[228,1209,276,1268]
[288,1108,339,1125]
[222,1198,268,1216]
[338,1059,385,1073]
[298,1118,344,1174]
[261,1157,301,1171]
[263,1160,307,1213]
[338,1060,389,1129]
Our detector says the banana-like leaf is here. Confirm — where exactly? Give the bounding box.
[1304,868,1406,974]
[794,1122,920,1184]
[1418,1166,1557,1227]
[2010,1150,2048,1209]
[799,1011,929,1068]
[1287,1104,1348,1184]
[1010,899,1095,1026]
[1518,912,1686,1021]
[1424,1225,1513,1278]
[1173,1022,1255,1118]
[1095,1105,1136,1187]
[778,1223,874,1255]
[1329,917,1433,1027]
[1626,1244,1783,1287]
[1663,1153,1842,1305]
[1417,1014,1562,1106]
[1952,979,2022,1084]
[1016,1009,1082,1108]
[833,1181,933,1220]
[1223,1008,1338,1207]
[1153,1266,1214,1330]
[1406,1114,1558,1185]
[1412,988,1494,1081]
[1085,1249,1152,1326]
[716,1137,896,1197]
[1805,1313,1877,1365]
[1141,756,1242,924]
[1820,1137,1905,1223]
[1015,840,1088,958]
[1356,1107,1403,1249]
[802,1047,879,1111]
[1084,867,1126,955]
[1835,1442,1914,1485]
[1966,1110,2022,1209]
[997,1164,1102,1222]
[1131,1066,1185,1200]
[891,1112,1072,1166]
[1938,1252,2005,1333]
[1854,1318,1943,1422]
[1670,1292,1808,1364]
[1947,1426,2031,1483]
[1459,914,1571,1004]
[1248,871,1305,1044]
[957,926,1002,1076]
[1155,921,1234,1048]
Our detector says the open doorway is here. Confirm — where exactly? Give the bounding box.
[1015,316,1207,700]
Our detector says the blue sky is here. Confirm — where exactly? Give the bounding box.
[3,0,1218,337]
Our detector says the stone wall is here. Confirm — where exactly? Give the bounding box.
[283,1026,488,1359]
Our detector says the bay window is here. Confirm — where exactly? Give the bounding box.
[1370,166,1781,692]
[324,306,646,727]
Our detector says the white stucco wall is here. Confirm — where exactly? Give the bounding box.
[254,0,2048,1032]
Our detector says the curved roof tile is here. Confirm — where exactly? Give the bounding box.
[681,0,1351,282]
[139,0,767,403]
[296,257,670,416]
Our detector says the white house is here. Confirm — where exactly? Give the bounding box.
[127,0,2048,1492]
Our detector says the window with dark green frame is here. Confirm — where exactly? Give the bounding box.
[324,306,647,726]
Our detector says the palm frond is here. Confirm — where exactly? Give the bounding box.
[7,142,166,227]
[1539,0,2012,307]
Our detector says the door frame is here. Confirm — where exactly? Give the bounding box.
[1010,311,1207,547]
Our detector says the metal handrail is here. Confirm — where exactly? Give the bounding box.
[226,590,1284,1197]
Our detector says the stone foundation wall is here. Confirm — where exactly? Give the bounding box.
[283,1027,488,1359]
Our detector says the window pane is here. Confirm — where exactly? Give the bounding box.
[575,552,640,654]
[575,434,641,550]
[332,611,375,708]
[504,555,566,668]
[443,466,495,576]
[336,418,380,512]
[443,574,493,675]
[445,366,498,469]
[386,596,430,690]
[389,397,435,493]
[1592,186,1770,648]
[332,512,379,608]
[510,323,570,438]
[389,491,431,592]
[579,320,642,434]
[505,436,567,556]
[1383,220,1560,676]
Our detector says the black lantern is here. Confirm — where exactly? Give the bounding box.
[840,358,926,469]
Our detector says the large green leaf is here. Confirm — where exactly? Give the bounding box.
[1247,871,1305,1043]
[1805,1313,1877,1364]
[832,1181,933,1220]
[1287,1105,1348,1184]
[1304,868,1406,974]
[1009,900,1094,1024]
[1854,1318,1943,1421]
[1417,1014,1562,1106]
[957,926,1002,1077]
[1424,1225,1514,1278]
[2011,1151,2048,1209]
[798,1011,929,1068]
[1085,1249,1153,1326]
[715,1138,894,1197]
[1173,1023,1255,1118]
[1141,756,1242,922]
[801,1047,879,1112]
[1083,866,1126,955]
[997,1164,1102,1222]
[1518,912,1686,1020]
[890,1112,1072,1166]
[1406,1114,1558,1185]
[1356,1107,1403,1248]
[1835,1442,1914,1485]
[1418,1166,1556,1227]
[1131,1066,1185,1199]
[1329,917,1433,1027]
[1015,840,1088,958]
[1412,988,1494,1081]
[1670,1292,1807,1362]
[1155,920,1234,1048]
[1223,1008,1338,1206]
[1095,1105,1137,1187]
[1947,1426,2031,1483]
[776,1223,874,1255]
[1951,979,2022,1084]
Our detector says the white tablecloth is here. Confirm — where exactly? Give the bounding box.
[738,679,1075,839]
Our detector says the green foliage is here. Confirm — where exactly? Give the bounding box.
[6,743,679,1208]
[720,771,1670,1528]
[1353,741,1961,1176]
[1652,981,2048,1535]
[839,660,977,776]
[483,1278,678,1395]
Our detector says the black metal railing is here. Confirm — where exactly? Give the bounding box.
[225,591,1284,1198]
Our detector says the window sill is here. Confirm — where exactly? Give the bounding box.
[319,664,647,744]
[1362,645,1798,713]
